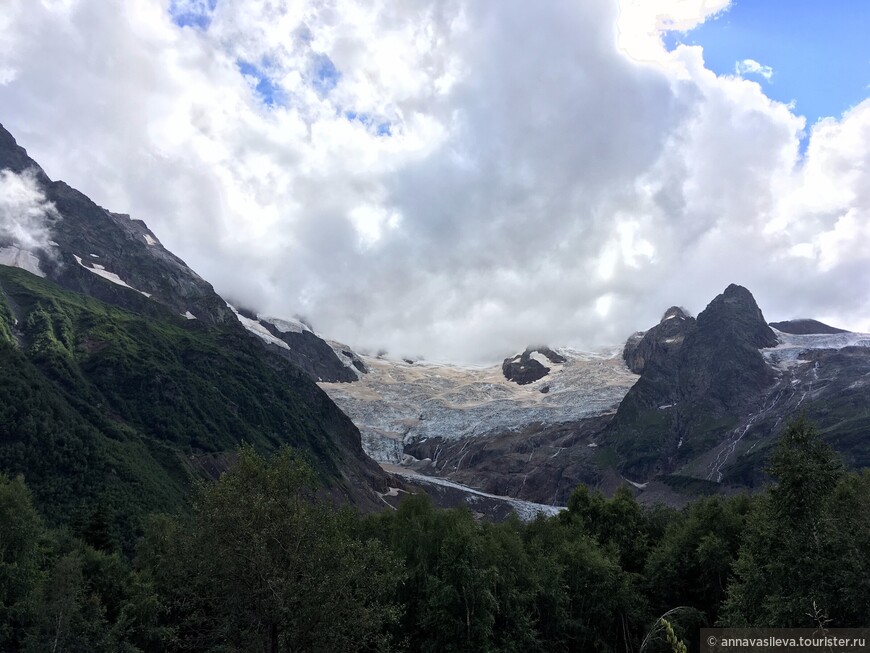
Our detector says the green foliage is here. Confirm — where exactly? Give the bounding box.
[138,446,403,652]
[0,290,15,345]
[0,474,163,652]
[644,495,751,625]
[722,418,869,626]
[363,490,651,652]
[563,484,651,572]
[0,474,46,651]
[660,618,687,653]
[0,266,363,544]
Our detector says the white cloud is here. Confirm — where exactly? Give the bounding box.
[0,168,58,251]
[0,0,867,362]
[617,0,731,61]
[735,58,774,81]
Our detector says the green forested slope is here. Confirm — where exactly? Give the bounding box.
[2,420,866,652]
[0,266,383,539]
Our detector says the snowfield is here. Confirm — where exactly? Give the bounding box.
[73,255,151,297]
[763,328,870,370]
[320,347,638,464]
[0,245,44,277]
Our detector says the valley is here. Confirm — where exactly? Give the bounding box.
[320,294,870,509]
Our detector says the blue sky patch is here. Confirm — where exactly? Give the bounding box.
[169,0,217,30]
[311,54,341,96]
[664,0,869,129]
[345,111,392,137]
[237,60,286,107]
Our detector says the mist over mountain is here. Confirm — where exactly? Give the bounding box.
[0,123,390,530]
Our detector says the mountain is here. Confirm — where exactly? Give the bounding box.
[229,306,365,382]
[321,284,870,507]
[607,284,779,478]
[321,347,638,505]
[4,122,868,519]
[0,124,388,534]
[0,123,360,384]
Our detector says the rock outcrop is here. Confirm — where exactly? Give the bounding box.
[622,306,695,374]
[502,346,567,384]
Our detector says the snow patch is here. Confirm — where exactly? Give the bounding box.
[763,328,870,370]
[621,476,648,490]
[143,234,157,246]
[228,304,291,350]
[259,315,310,334]
[182,311,196,320]
[387,466,564,521]
[324,339,366,378]
[529,350,564,370]
[74,255,151,297]
[0,245,44,277]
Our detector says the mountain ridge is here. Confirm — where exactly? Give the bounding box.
[321,284,870,507]
[0,123,391,532]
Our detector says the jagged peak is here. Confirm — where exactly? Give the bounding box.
[698,284,777,348]
[720,283,758,303]
[705,284,763,313]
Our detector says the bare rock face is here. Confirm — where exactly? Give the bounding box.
[608,284,779,478]
[769,319,847,335]
[502,346,567,385]
[0,122,235,326]
[622,306,695,374]
[256,317,361,383]
[0,122,367,384]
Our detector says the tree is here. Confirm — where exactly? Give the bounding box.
[721,418,869,626]
[139,446,403,653]
[644,495,750,624]
[0,474,45,650]
[563,484,650,573]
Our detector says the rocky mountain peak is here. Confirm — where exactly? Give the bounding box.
[0,122,362,383]
[0,124,46,178]
[697,284,777,348]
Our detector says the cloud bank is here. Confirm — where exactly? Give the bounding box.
[0,0,867,362]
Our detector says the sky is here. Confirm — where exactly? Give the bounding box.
[663,0,869,132]
[0,0,868,363]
